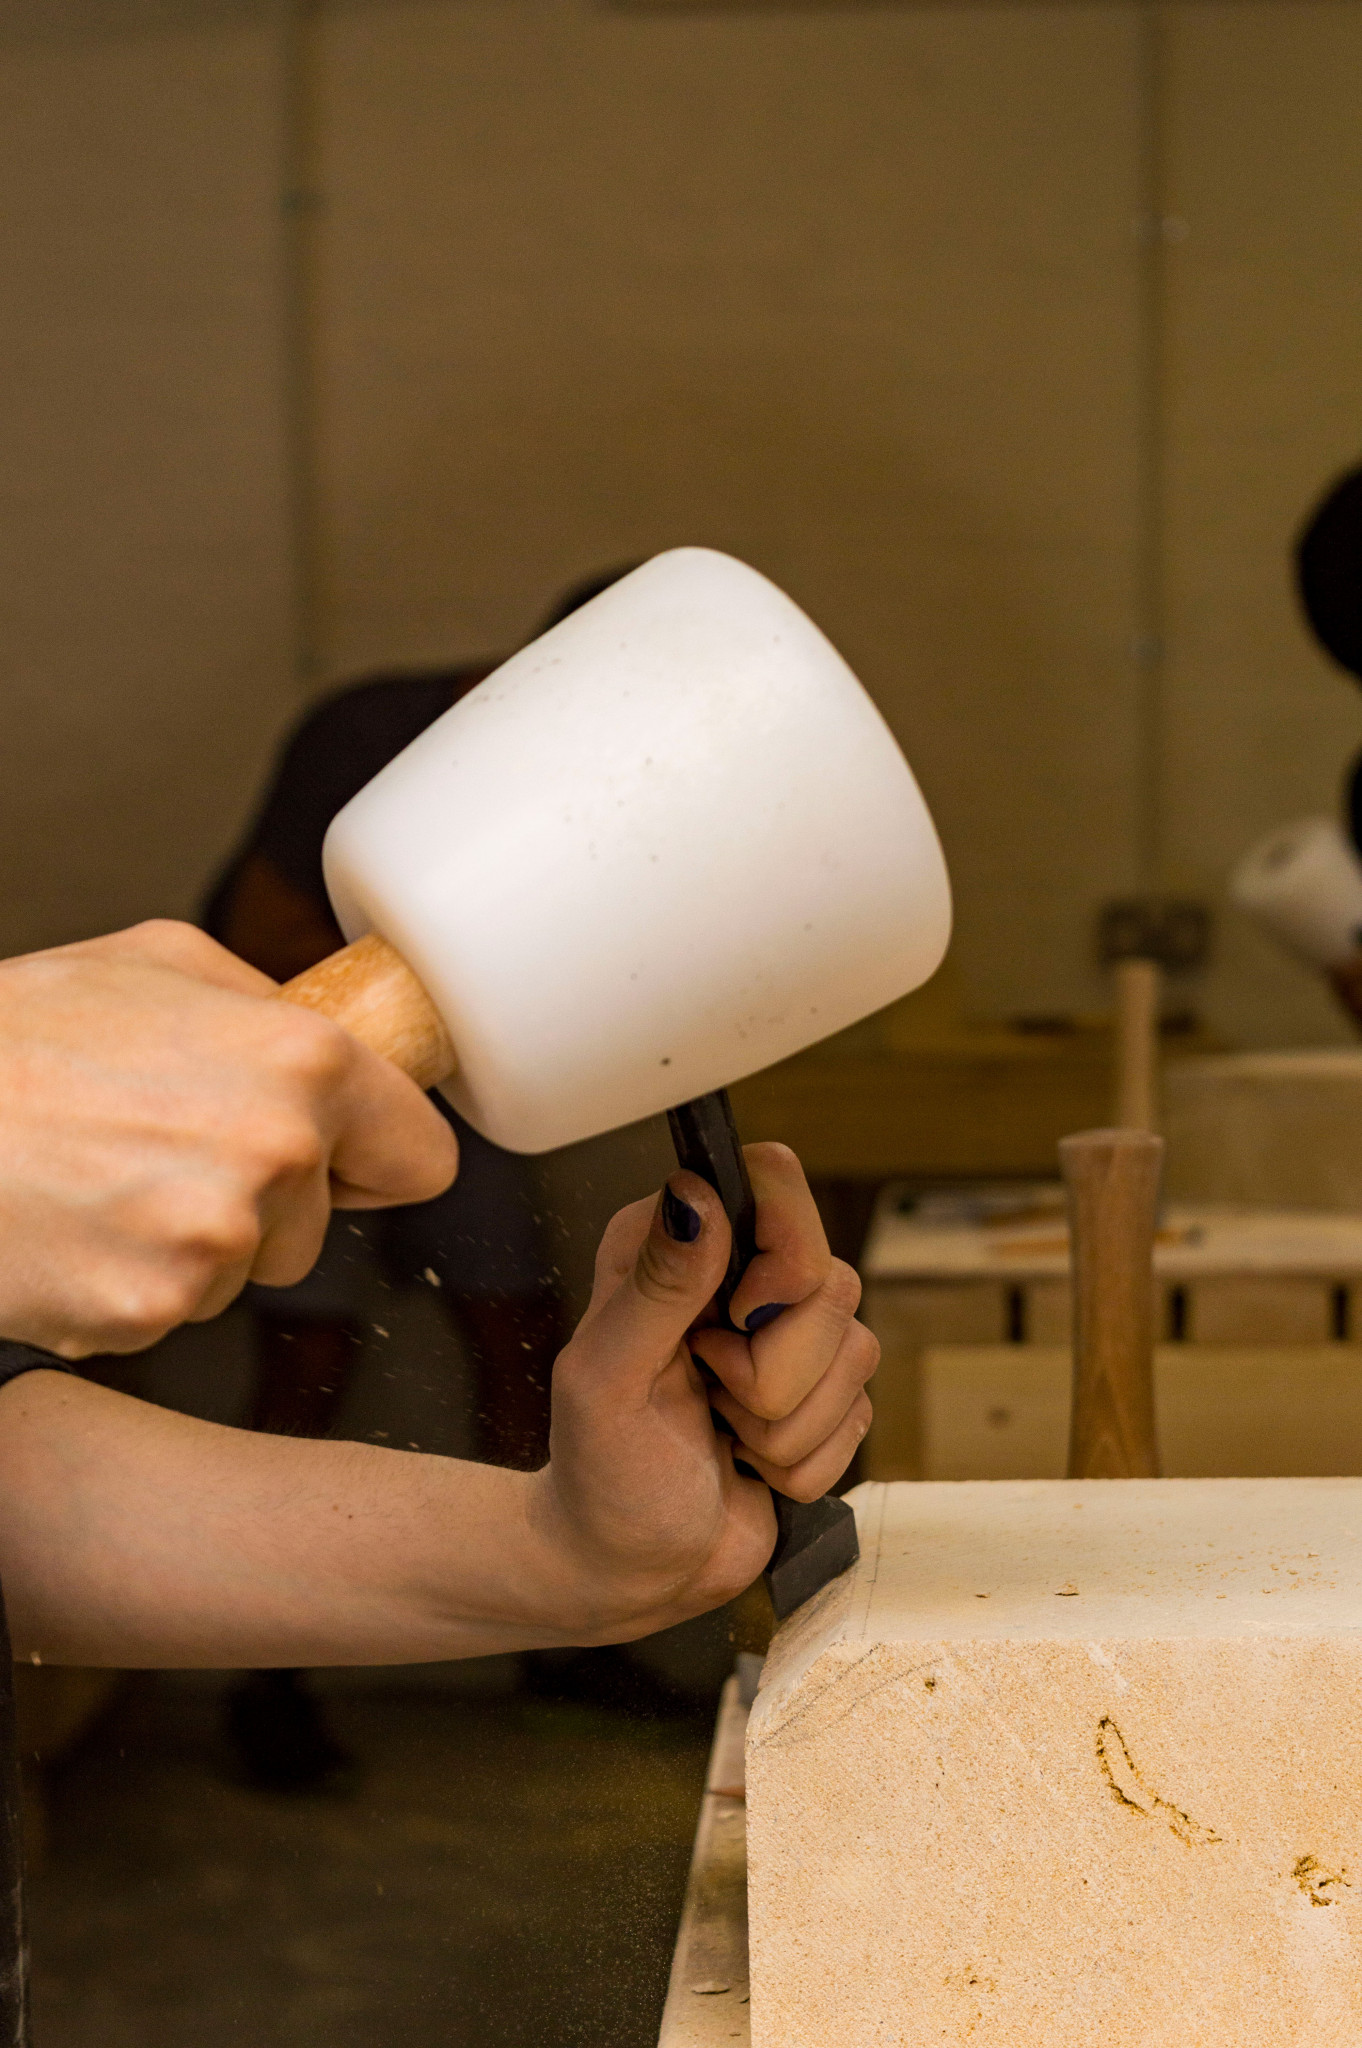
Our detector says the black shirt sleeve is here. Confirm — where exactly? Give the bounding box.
[0,1344,71,1391]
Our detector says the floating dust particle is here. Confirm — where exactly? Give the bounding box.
[373,1325,390,1338]
[423,1267,442,1287]
[29,1652,39,1667]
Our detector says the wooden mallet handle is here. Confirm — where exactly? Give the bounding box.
[281,933,455,1092]
[1112,956,1160,1132]
[1061,1127,1163,1479]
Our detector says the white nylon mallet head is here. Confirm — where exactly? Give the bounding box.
[301,546,952,1154]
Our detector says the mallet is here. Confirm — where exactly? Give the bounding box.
[281,548,952,1616]
[1097,897,1210,1132]
[1231,814,1362,1027]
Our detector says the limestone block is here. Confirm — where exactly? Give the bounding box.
[746,1479,1362,2047]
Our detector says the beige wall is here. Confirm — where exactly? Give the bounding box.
[0,0,297,953]
[1161,2,1362,1048]
[316,0,1147,1024]
[3,0,1361,1048]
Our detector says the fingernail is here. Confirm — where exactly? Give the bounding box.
[745,1302,789,1333]
[663,1183,702,1243]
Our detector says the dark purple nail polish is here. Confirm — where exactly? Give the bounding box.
[745,1302,789,1333]
[663,1184,702,1243]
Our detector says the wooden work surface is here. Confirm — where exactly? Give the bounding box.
[658,1675,751,2048]
[727,1030,1117,1180]
[725,957,1222,1184]
[919,1344,1362,1481]
[862,1186,1362,1283]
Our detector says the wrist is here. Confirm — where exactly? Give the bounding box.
[520,1465,701,1646]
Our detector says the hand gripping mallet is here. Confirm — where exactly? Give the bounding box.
[279,549,952,1619]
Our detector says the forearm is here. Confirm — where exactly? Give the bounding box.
[0,1150,872,1668]
[0,1373,604,1668]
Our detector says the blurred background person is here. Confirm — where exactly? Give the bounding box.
[204,567,634,1789]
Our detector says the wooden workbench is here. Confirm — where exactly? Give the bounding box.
[658,1673,751,2048]
[727,1024,1119,1181]
[860,1184,1362,1481]
[725,990,1219,1273]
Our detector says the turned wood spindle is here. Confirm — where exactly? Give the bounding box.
[1061,1126,1163,1480]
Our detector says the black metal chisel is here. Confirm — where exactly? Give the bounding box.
[666,1088,860,1622]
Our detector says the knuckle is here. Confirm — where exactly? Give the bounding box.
[779,1249,830,1304]
[250,1237,321,1290]
[124,917,219,969]
[746,1383,792,1424]
[735,1413,777,1459]
[747,1140,802,1183]
[124,1178,260,1272]
[756,1409,817,1467]
[50,1333,101,1362]
[267,1007,351,1093]
[633,1233,697,1307]
[179,1194,260,1266]
[850,1322,881,1383]
[231,1104,328,1185]
[262,1113,328,1180]
[96,1269,199,1347]
[822,1259,863,1321]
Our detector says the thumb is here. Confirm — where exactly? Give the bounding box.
[581,1171,732,1401]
